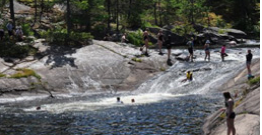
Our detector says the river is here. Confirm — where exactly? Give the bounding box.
[0,48,259,135]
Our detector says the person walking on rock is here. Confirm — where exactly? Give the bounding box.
[187,37,194,62]
[204,40,211,61]
[221,45,228,62]
[165,35,173,66]
[222,92,236,135]
[246,50,254,79]
[157,30,164,55]
[141,30,149,57]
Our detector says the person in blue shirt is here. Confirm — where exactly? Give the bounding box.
[6,21,14,39]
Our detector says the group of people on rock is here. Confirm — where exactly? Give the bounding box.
[0,21,24,42]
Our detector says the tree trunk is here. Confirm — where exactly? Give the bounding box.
[66,0,71,41]
[9,0,15,28]
[154,2,158,25]
[39,0,44,21]
[34,0,37,23]
[107,0,111,31]
[116,0,119,32]
[127,0,132,19]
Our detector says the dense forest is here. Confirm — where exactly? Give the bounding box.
[0,0,260,46]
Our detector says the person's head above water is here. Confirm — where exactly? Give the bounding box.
[131,99,135,103]
[223,92,231,100]
[117,97,120,102]
[187,71,191,74]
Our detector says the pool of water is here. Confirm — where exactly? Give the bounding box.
[0,94,221,135]
[0,48,259,135]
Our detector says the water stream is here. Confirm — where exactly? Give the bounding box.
[0,48,259,135]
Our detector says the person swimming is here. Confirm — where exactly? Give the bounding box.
[117,97,124,104]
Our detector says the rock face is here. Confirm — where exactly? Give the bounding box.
[0,40,172,97]
[202,59,260,135]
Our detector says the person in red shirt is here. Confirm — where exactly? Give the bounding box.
[221,45,228,62]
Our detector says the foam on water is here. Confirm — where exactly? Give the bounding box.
[23,93,183,113]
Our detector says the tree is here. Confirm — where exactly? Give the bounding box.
[9,0,15,27]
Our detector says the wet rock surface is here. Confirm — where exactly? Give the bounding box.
[0,40,172,97]
[202,59,260,135]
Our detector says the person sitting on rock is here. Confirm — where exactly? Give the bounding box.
[15,27,23,42]
[121,33,128,43]
[181,71,193,82]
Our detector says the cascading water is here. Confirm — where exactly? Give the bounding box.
[0,48,259,135]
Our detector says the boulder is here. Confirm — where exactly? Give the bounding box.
[14,0,31,13]
[235,87,260,115]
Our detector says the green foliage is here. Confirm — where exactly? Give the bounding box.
[171,24,195,37]
[0,73,6,78]
[22,23,34,36]
[127,30,143,46]
[248,76,260,85]
[40,28,93,45]
[0,42,37,58]
[218,29,226,34]
[132,58,142,63]
[10,68,41,80]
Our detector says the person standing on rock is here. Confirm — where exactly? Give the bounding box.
[246,50,254,79]
[204,40,210,61]
[221,45,228,62]
[222,92,236,135]
[187,37,194,62]
[165,35,173,66]
[141,30,149,57]
[6,21,14,39]
[157,30,164,55]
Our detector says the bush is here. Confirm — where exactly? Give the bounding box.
[248,76,260,85]
[127,30,143,46]
[10,68,41,80]
[171,24,195,37]
[40,28,93,45]
[0,73,6,78]
[22,23,34,36]
[0,42,37,58]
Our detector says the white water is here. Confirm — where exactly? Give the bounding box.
[16,48,262,113]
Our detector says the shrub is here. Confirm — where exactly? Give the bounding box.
[127,30,143,46]
[132,58,142,62]
[22,23,34,36]
[171,24,196,37]
[40,28,93,45]
[0,73,6,78]
[10,68,41,80]
[248,76,260,85]
[0,42,37,58]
